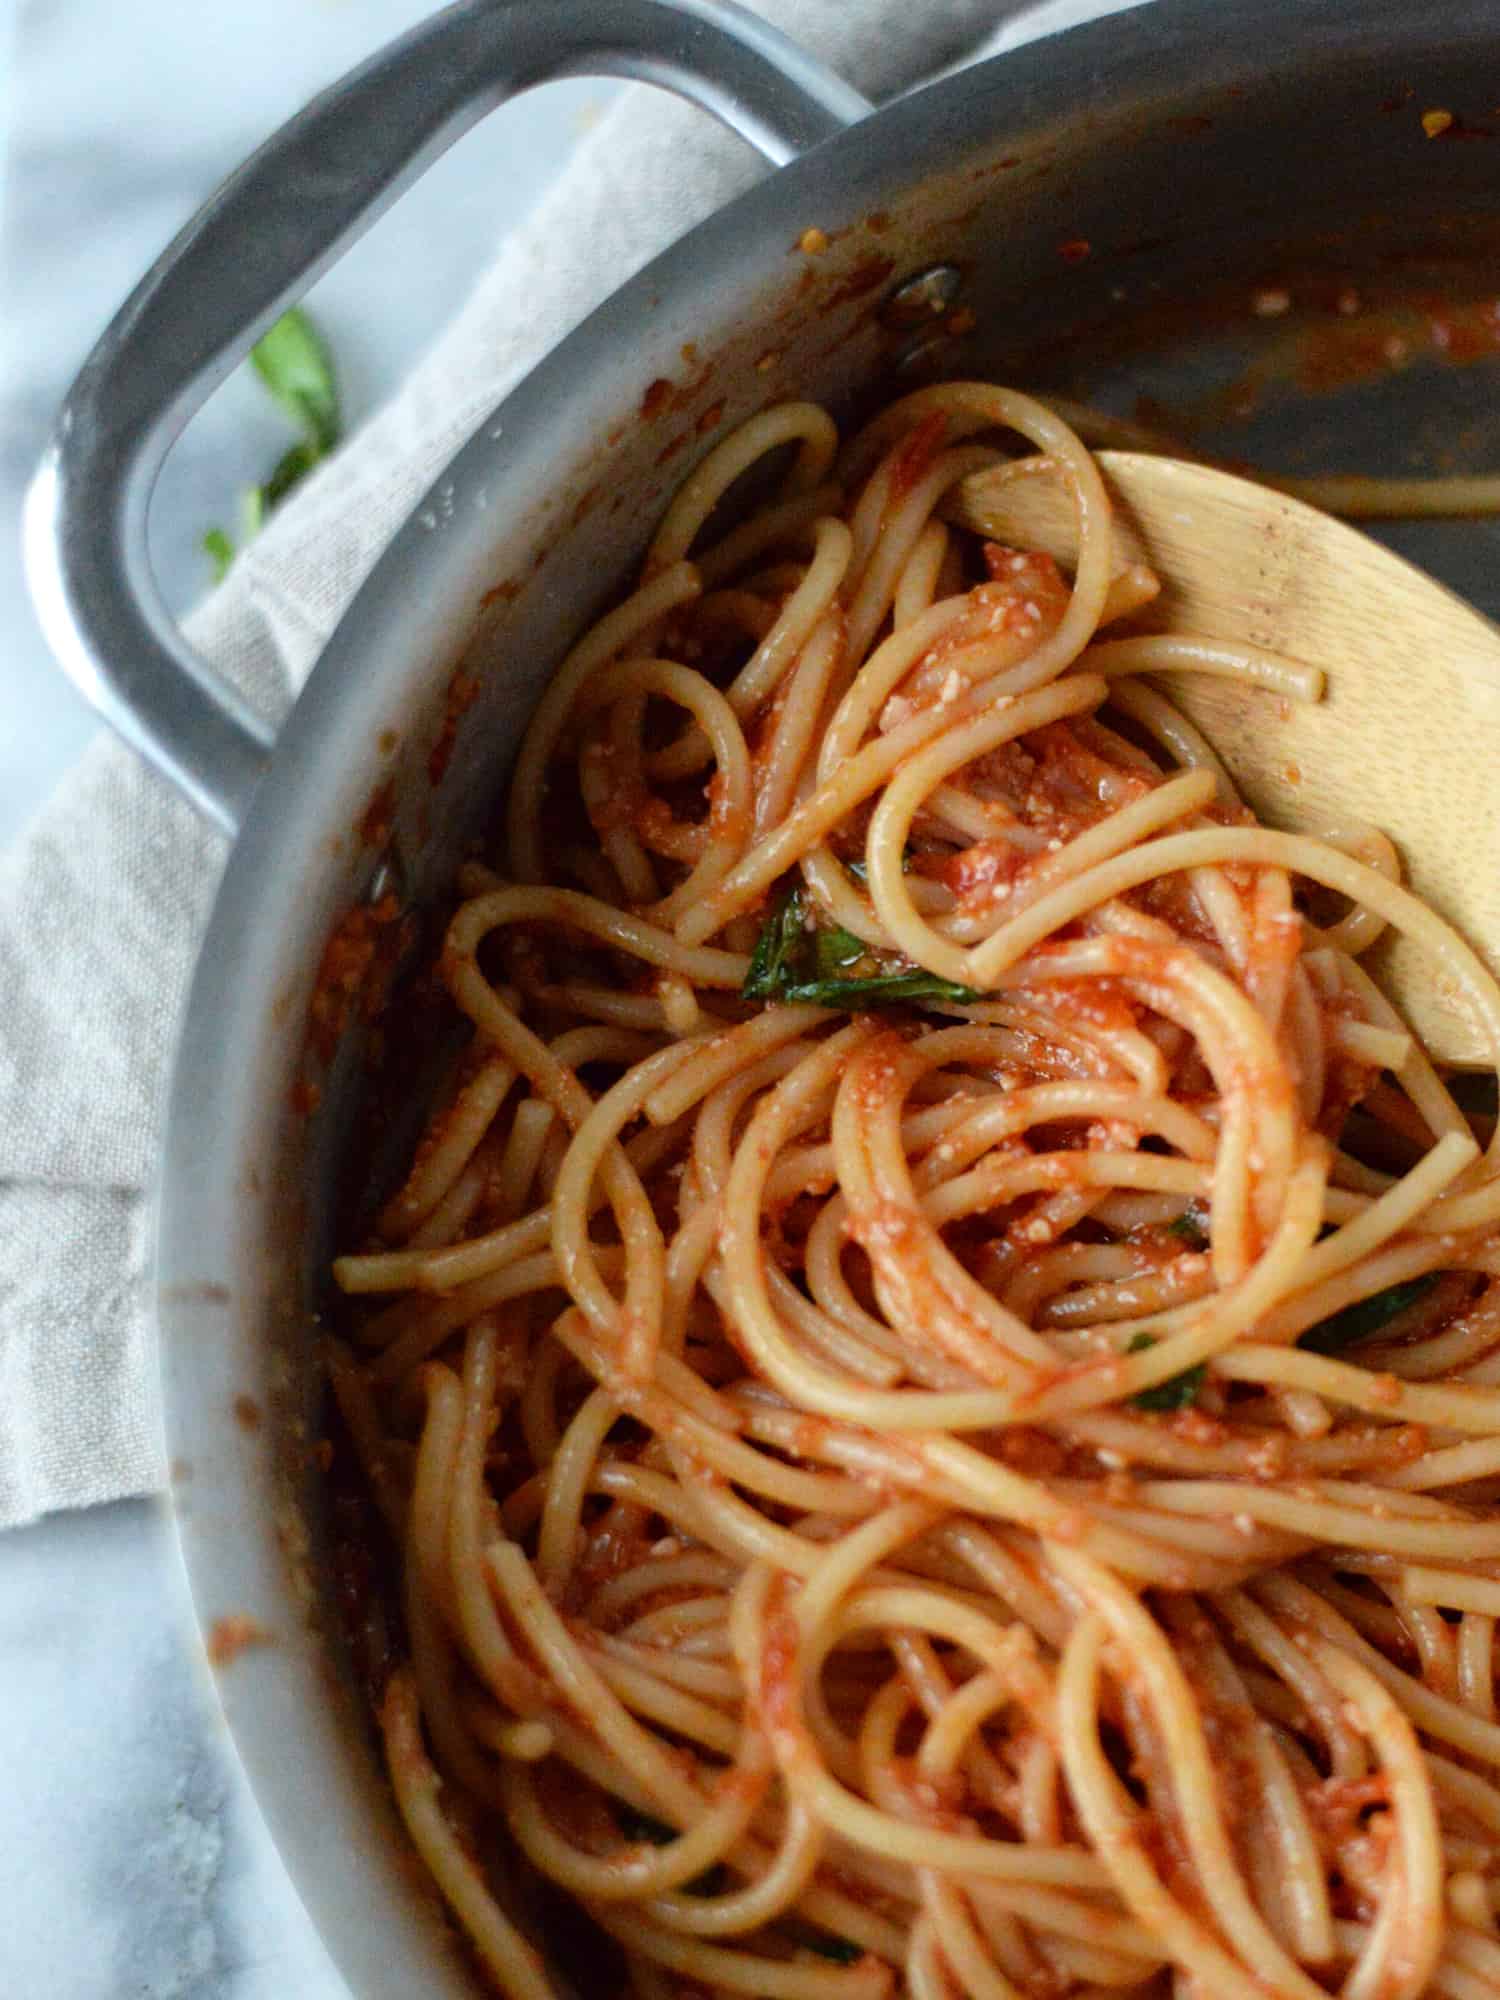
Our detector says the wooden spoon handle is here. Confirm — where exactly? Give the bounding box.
[947,452,1500,1066]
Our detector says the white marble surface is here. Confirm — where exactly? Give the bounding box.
[0,0,616,857]
[0,1499,340,1997]
[0,3,613,1992]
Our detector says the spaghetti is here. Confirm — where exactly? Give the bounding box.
[331,382,1500,1999]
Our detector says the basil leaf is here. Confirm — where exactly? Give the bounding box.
[616,1808,676,1846]
[206,309,341,580]
[241,483,266,540]
[780,969,982,1008]
[202,528,235,582]
[251,306,341,452]
[802,1936,861,1963]
[813,926,875,979]
[779,1922,862,1964]
[1127,1333,1206,1412]
[1298,1276,1437,1357]
[742,886,981,1009]
[261,436,323,512]
[741,885,808,999]
[844,849,916,886]
[740,924,779,999]
[1166,1204,1209,1249]
[612,1810,724,1893]
[239,426,324,541]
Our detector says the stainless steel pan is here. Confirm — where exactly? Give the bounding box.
[25,1,1500,1991]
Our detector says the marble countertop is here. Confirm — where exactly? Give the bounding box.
[0,0,617,858]
[0,3,612,1992]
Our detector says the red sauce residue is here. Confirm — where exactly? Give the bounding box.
[995,1427,1069,1477]
[359,780,395,850]
[479,578,521,609]
[655,431,689,466]
[428,670,481,787]
[166,1280,232,1307]
[1426,295,1500,359]
[232,1394,263,1433]
[290,1076,322,1116]
[892,1760,966,1828]
[677,360,716,407]
[825,255,896,309]
[1295,322,1405,392]
[1045,971,1148,1043]
[1172,1406,1229,1447]
[1058,237,1093,264]
[640,377,673,420]
[696,400,725,435]
[1307,1772,1391,1846]
[207,1613,272,1668]
[865,209,892,233]
[888,411,948,499]
[759,1601,800,1737]
[1295,294,1500,391]
[937,834,1027,902]
[329,1481,401,1711]
[982,542,1069,608]
[570,482,601,529]
[303,892,405,1075]
[1419,108,1494,140]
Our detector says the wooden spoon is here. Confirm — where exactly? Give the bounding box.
[945,451,1500,1067]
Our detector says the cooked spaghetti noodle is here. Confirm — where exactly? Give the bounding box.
[331,383,1500,2000]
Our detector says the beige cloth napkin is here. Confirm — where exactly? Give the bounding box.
[0,0,1143,1528]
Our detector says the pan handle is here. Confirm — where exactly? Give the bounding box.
[21,0,870,836]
